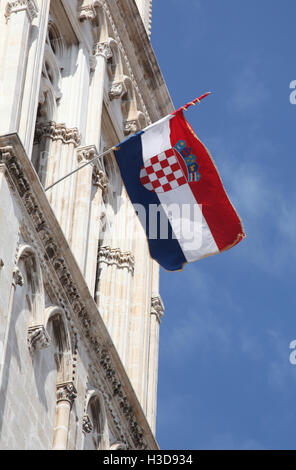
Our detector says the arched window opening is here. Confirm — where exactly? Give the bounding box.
[32,19,63,184]
[83,391,109,450]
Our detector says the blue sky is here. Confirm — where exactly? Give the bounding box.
[151,0,296,450]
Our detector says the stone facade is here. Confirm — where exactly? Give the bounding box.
[0,0,171,450]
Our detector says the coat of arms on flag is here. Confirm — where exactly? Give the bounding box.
[140,140,201,194]
[114,94,246,271]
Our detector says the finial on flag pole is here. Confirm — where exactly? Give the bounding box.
[173,92,212,115]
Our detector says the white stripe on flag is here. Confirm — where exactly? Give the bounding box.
[141,116,172,162]
[156,184,219,263]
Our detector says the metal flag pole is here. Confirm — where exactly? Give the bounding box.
[45,92,211,192]
[44,146,117,192]
[172,92,212,114]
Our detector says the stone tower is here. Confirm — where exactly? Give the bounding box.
[0,0,173,450]
[135,0,152,36]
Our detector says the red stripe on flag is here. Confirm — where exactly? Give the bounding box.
[169,112,245,252]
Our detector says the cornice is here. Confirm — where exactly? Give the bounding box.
[35,121,81,148]
[5,0,38,23]
[98,246,135,274]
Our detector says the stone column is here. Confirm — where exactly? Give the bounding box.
[95,246,135,365]
[86,40,112,149]
[70,40,111,278]
[52,382,77,450]
[84,164,108,295]
[18,0,50,156]
[126,221,151,407]
[0,0,38,135]
[70,145,98,273]
[146,294,164,434]
[36,121,81,238]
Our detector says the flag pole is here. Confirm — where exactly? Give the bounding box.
[45,92,211,192]
[173,91,211,115]
[44,146,117,192]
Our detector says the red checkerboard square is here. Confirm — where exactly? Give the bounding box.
[140,148,188,193]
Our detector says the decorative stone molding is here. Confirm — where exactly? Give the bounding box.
[151,294,164,323]
[56,382,77,405]
[35,122,81,148]
[82,414,93,433]
[92,167,108,191]
[109,81,126,101]
[12,266,24,287]
[77,145,98,165]
[123,119,140,136]
[93,41,112,61]
[98,246,135,274]
[27,325,51,354]
[99,348,146,449]
[78,1,97,21]
[5,0,38,23]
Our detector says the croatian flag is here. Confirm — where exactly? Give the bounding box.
[114,97,245,271]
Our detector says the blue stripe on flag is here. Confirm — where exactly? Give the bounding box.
[114,133,187,271]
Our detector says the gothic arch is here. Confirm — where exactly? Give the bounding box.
[93,1,108,43]
[45,306,73,385]
[83,389,109,450]
[107,40,126,101]
[38,19,63,123]
[17,244,45,328]
[47,305,76,450]
[121,76,140,135]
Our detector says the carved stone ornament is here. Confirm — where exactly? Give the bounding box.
[93,41,113,61]
[92,167,108,191]
[98,246,135,274]
[109,82,126,101]
[12,266,24,287]
[27,325,51,354]
[5,0,38,23]
[77,145,98,164]
[78,1,96,21]
[82,414,93,434]
[151,294,164,323]
[123,120,139,136]
[56,382,77,405]
[35,122,81,148]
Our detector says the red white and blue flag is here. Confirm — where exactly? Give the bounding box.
[114,95,245,271]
